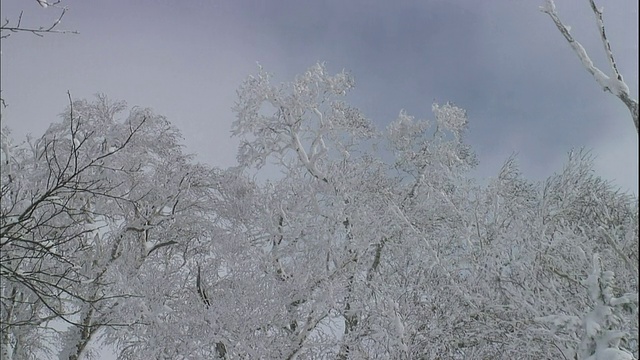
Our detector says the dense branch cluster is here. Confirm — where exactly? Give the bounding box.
[1,65,637,359]
[0,0,637,358]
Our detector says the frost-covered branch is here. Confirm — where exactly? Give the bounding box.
[587,0,621,82]
[540,0,638,133]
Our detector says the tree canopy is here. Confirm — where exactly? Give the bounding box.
[1,64,637,359]
[1,1,637,359]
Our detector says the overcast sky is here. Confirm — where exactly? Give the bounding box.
[1,0,638,196]
[0,1,637,358]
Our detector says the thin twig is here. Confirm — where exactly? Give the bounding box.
[0,5,78,38]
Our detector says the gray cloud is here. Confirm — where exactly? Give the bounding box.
[1,0,637,193]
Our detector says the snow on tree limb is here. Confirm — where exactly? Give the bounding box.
[588,0,622,82]
[541,0,639,133]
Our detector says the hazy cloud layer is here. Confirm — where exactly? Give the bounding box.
[1,0,637,193]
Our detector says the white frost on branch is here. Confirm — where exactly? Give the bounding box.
[541,0,639,132]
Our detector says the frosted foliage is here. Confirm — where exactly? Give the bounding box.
[537,254,638,360]
[432,102,468,138]
[576,255,638,360]
[232,63,375,170]
[386,110,430,150]
[2,66,638,359]
[1,95,218,360]
[387,106,476,179]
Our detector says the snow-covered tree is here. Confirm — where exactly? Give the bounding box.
[1,95,222,359]
[1,95,149,359]
[461,150,638,359]
[2,63,637,360]
[220,64,638,359]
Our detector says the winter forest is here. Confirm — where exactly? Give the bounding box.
[1,1,638,359]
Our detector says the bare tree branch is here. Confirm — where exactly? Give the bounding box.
[0,2,78,39]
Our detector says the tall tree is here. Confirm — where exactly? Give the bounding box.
[1,95,221,359]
